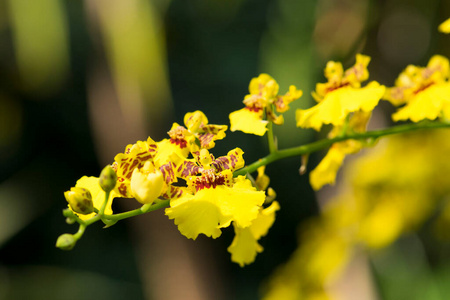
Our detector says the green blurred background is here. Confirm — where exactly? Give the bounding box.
[0,0,450,299]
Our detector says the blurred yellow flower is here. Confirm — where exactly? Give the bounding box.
[309,111,373,191]
[297,54,385,131]
[309,141,362,190]
[384,55,450,122]
[439,18,450,33]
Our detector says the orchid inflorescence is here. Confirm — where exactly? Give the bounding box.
[58,19,450,269]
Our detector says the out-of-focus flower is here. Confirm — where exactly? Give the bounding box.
[384,55,450,122]
[296,54,385,131]
[230,74,302,136]
[262,130,450,300]
[309,111,373,191]
[439,18,450,33]
[309,140,362,190]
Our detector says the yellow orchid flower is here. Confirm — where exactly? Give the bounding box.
[230,74,302,136]
[297,54,385,131]
[384,55,450,122]
[165,148,265,239]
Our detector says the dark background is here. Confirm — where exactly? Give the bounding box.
[0,0,450,299]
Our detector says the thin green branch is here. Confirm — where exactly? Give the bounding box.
[235,121,450,176]
[64,120,450,238]
[103,199,170,222]
[267,121,277,153]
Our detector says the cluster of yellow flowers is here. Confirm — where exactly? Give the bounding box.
[60,18,450,272]
[259,17,450,300]
[64,109,284,266]
[262,129,450,300]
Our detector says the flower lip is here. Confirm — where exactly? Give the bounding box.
[168,125,189,149]
[191,169,228,192]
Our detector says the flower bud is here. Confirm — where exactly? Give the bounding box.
[64,187,94,215]
[99,165,117,192]
[184,110,207,133]
[62,208,75,218]
[130,161,164,204]
[56,233,77,250]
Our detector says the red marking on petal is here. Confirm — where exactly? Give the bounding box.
[414,82,434,95]
[245,106,262,113]
[170,138,188,149]
[194,173,226,191]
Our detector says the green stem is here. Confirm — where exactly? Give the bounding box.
[98,190,110,215]
[103,199,170,222]
[68,121,450,236]
[236,121,450,176]
[73,223,86,240]
[267,121,277,153]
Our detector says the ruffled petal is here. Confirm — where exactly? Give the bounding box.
[165,192,225,239]
[155,138,190,166]
[219,176,265,228]
[392,83,450,122]
[310,142,362,191]
[296,82,385,131]
[228,226,262,267]
[230,108,268,136]
[165,177,265,239]
[228,201,280,267]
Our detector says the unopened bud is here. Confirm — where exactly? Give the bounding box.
[99,165,117,192]
[130,161,164,205]
[62,208,75,218]
[56,233,77,250]
[64,187,94,215]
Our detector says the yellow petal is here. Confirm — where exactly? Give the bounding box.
[439,18,450,33]
[310,143,361,191]
[392,83,450,122]
[228,226,262,267]
[227,201,280,267]
[184,110,208,132]
[358,201,404,248]
[166,178,265,239]
[296,82,384,131]
[229,108,268,136]
[130,163,164,204]
[155,138,190,166]
[221,176,265,228]
[250,201,280,239]
[165,193,225,239]
[248,73,279,98]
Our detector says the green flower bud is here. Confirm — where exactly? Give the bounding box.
[62,208,75,218]
[64,187,94,215]
[56,233,77,250]
[99,165,117,193]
